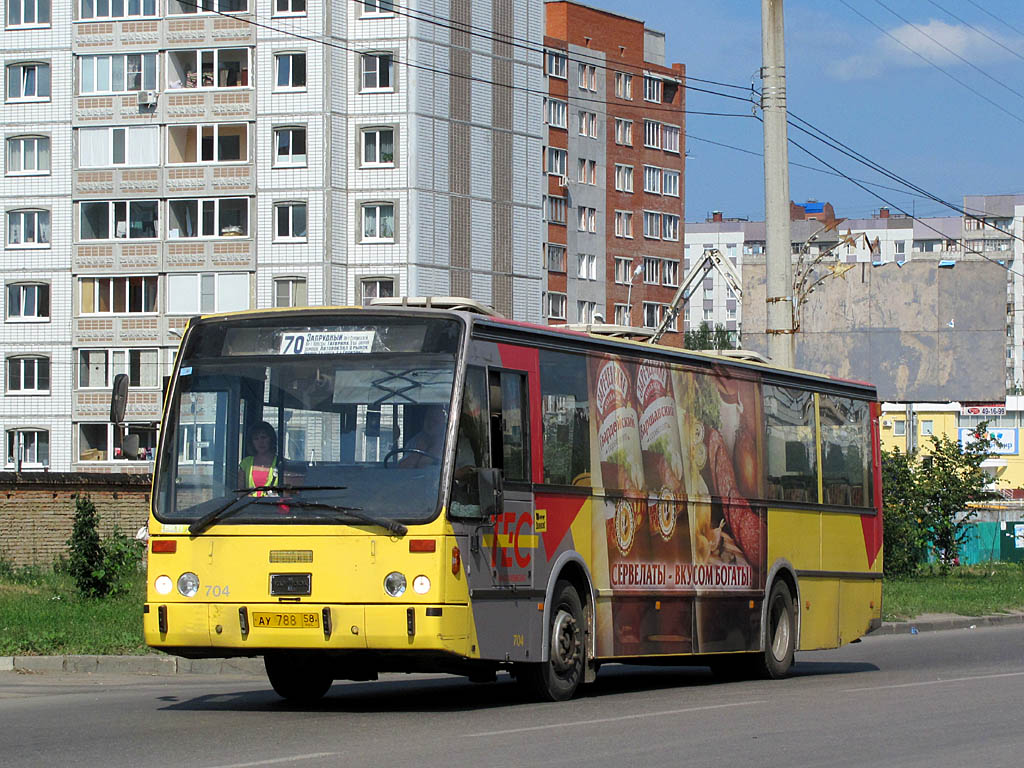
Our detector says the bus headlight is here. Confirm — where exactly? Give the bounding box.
[154,575,173,595]
[177,572,200,597]
[413,575,431,594]
[383,572,407,597]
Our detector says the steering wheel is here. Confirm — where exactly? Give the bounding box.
[383,447,439,467]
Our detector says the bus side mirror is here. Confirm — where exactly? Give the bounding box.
[478,468,503,519]
[110,373,129,425]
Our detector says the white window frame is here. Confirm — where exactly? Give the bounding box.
[79,126,158,168]
[577,63,596,91]
[545,146,567,177]
[167,0,249,15]
[359,277,394,304]
[545,196,567,224]
[361,126,394,167]
[361,201,395,243]
[662,260,679,287]
[360,52,394,92]
[577,206,596,233]
[615,210,633,239]
[80,200,159,241]
[643,165,662,194]
[642,301,661,329]
[577,110,597,138]
[893,420,906,436]
[643,257,660,285]
[6,355,49,394]
[6,282,49,321]
[79,53,157,95]
[546,291,567,320]
[663,214,680,242]
[359,0,394,17]
[7,208,49,247]
[77,348,160,390]
[167,197,249,239]
[615,118,633,146]
[273,0,307,17]
[167,47,250,90]
[167,123,248,165]
[79,275,159,315]
[663,169,680,198]
[274,276,308,308]
[6,135,49,175]
[614,163,633,193]
[644,120,662,149]
[577,253,596,280]
[643,75,662,103]
[576,300,596,324]
[546,243,567,272]
[166,272,248,315]
[6,428,48,468]
[544,98,567,129]
[546,50,567,79]
[643,210,662,240]
[6,62,49,102]
[614,257,632,285]
[7,0,51,28]
[614,304,629,325]
[615,71,632,100]
[79,0,158,20]
[274,126,308,167]
[663,124,681,154]
[274,51,307,90]
[274,201,308,242]
[78,422,157,463]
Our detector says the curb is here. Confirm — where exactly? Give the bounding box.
[1,654,265,677]
[871,612,1024,636]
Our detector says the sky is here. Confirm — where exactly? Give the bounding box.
[591,0,1024,223]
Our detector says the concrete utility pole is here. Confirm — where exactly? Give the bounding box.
[761,0,795,368]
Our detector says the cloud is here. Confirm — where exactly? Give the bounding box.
[829,19,1020,80]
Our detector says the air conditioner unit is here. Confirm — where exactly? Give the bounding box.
[137,90,158,107]
[557,175,568,188]
[882,419,892,427]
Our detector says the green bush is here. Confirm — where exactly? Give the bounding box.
[66,494,144,599]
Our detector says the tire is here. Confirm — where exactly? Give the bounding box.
[519,580,585,701]
[264,653,333,703]
[757,580,796,679]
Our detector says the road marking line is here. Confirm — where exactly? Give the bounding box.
[844,670,1024,693]
[467,700,767,738]
[201,753,340,768]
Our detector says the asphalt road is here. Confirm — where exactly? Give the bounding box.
[3,625,1024,768]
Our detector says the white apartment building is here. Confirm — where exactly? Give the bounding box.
[1,0,544,473]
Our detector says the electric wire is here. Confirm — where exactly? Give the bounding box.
[964,0,1024,40]
[923,0,1024,64]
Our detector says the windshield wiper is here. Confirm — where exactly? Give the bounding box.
[188,484,348,536]
[269,498,408,536]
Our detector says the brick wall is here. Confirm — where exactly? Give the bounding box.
[0,473,151,568]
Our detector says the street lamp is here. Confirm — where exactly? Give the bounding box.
[624,263,644,325]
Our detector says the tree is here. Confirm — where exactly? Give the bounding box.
[880,446,927,577]
[685,321,736,351]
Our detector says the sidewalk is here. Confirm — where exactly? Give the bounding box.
[5,613,1024,677]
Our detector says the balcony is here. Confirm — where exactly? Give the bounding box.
[73,15,255,52]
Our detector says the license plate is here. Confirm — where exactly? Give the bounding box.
[252,612,320,629]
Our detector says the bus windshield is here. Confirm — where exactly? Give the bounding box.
[153,314,463,527]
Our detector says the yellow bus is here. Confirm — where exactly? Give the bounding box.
[140,299,882,701]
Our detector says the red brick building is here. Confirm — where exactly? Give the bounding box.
[543,2,686,345]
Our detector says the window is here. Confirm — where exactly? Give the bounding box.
[663,169,680,197]
[663,124,681,153]
[538,349,591,486]
[576,300,596,323]
[361,202,394,242]
[614,164,633,193]
[274,0,306,15]
[576,158,596,185]
[577,110,597,137]
[79,126,158,168]
[662,260,679,287]
[614,118,632,146]
[359,0,393,15]
[643,165,662,194]
[663,214,680,241]
[360,277,393,303]
[643,257,659,284]
[80,276,158,314]
[168,198,249,239]
[643,210,662,239]
[80,0,157,19]
[361,53,393,91]
[7,355,49,393]
[546,243,566,272]
[79,423,157,462]
[615,72,632,99]
[274,201,307,241]
[6,429,48,468]
[545,147,567,176]
[7,62,49,101]
[170,0,247,12]
[820,396,873,507]
[80,53,157,94]
[642,301,661,329]
[893,419,906,436]
[361,127,394,166]
[614,210,633,238]
[577,253,596,280]
[274,277,307,308]
[921,420,934,436]
[8,0,51,27]
[7,135,49,174]
[80,200,158,240]
[644,120,662,149]
[6,282,48,320]
[614,304,628,325]
[577,206,596,233]
[643,75,662,103]
[895,240,906,255]
[546,292,566,320]
[274,127,308,166]
[168,48,249,89]
[7,209,49,246]
[166,272,248,314]
[764,385,817,502]
[545,196,567,224]
[544,98,567,128]
[577,63,596,91]
[167,123,248,164]
[78,349,158,389]
[614,257,632,284]
[546,51,567,79]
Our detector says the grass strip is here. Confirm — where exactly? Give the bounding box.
[883,562,1024,621]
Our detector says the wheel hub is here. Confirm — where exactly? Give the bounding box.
[550,609,579,674]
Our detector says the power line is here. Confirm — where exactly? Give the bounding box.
[964,0,1024,40]
[871,0,1024,102]
[837,0,1024,126]
[923,0,1024,64]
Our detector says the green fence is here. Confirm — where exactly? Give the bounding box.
[958,521,1024,564]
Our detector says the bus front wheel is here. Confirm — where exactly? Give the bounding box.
[518,580,585,701]
[757,580,795,679]
[264,653,333,703]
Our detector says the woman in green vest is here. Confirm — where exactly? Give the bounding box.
[238,421,278,495]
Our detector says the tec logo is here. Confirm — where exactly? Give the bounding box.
[482,511,539,569]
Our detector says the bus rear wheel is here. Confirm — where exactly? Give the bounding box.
[518,580,585,701]
[264,653,333,703]
[757,580,795,679]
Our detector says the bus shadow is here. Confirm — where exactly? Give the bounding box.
[160,660,879,713]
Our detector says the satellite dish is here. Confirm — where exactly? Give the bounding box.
[110,373,129,425]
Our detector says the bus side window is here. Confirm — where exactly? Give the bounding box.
[451,367,488,517]
[488,369,529,483]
